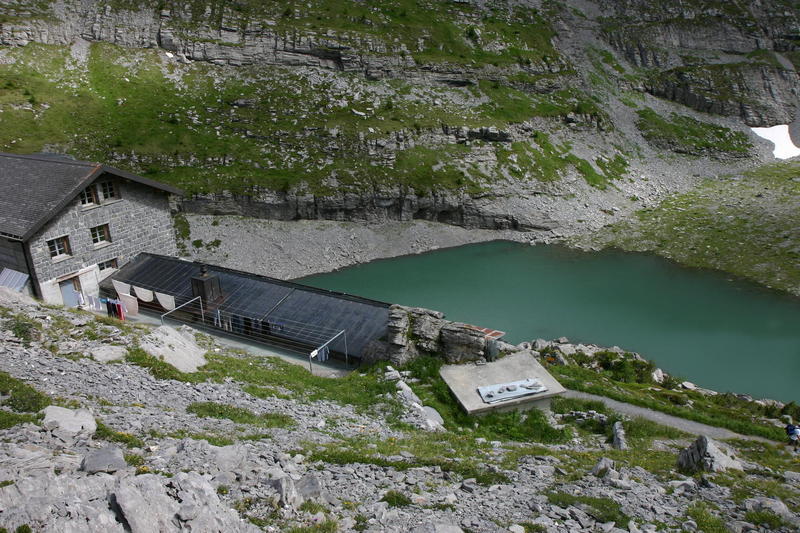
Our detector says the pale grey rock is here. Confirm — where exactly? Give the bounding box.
[651,368,664,384]
[612,421,629,450]
[677,436,743,473]
[785,470,800,484]
[532,339,550,351]
[42,406,97,437]
[295,473,325,502]
[396,380,422,406]
[422,406,445,426]
[81,445,127,474]
[214,444,245,472]
[743,497,796,523]
[558,344,577,356]
[114,474,180,532]
[139,325,206,373]
[267,475,302,509]
[592,457,616,477]
[91,345,127,363]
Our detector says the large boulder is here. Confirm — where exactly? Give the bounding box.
[677,436,743,473]
[91,345,127,363]
[139,325,206,373]
[743,497,797,525]
[42,406,97,438]
[81,445,127,474]
[266,475,302,509]
[439,323,486,363]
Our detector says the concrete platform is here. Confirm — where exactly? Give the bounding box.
[439,350,566,415]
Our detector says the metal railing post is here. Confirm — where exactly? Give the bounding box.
[344,331,348,367]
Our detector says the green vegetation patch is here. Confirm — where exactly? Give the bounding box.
[546,491,630,524]
[2,314,42,345]
[0,371,49,413]
[380,490,412,507]
[0,33,562,199]
[636,107,751,157]
[548,364,785,441]
[186,402,295,429]
[744,509,789,529]
[306,427,518,485]
[686,502,727,533]
[586,160,800,295]
[95,421,146,448]
[496,134,626,187]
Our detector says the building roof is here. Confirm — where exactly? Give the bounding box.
[0,153,183,241]
[102,253,390,359]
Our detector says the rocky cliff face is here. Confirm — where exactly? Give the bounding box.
[0,0,797,229]
[598,0,800,126]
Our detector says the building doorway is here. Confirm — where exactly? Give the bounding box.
[59,276,82,307]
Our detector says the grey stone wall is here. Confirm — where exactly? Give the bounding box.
[0,237,28,274]
[27,176,177,286]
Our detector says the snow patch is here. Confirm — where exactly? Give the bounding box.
[751,125,800,159]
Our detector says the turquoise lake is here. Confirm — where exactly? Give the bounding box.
[300,241,800,403]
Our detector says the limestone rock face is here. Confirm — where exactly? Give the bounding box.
[744,497,798,525]
[677,436,743,473]
[90,345,127,363]
[139,325,206,373]
[439,323,487,363]
[379,305,489,365]
[42,406,97,438]
[81,445,127,474]
[596,0,800,127]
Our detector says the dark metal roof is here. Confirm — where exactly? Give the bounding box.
[103,253,390,358]
[0,153,183,241]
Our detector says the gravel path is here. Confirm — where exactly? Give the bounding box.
[564,390,774,444]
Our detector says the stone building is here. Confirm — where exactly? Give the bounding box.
[0,153,182,306]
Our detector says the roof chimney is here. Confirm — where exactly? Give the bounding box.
[191,265,222,303]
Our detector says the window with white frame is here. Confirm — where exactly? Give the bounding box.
[47,236,71,258]
[90,224,111,245]
[98,258,118,271]
[79,180,120,207]
[99,181,118,201]
[79,187,98,205]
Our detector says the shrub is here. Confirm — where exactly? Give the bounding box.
[380,490,412,507]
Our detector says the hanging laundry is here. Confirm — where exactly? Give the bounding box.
[155,292,175,311]
[119,293,139,316]
[105,299,114,318]
[117,301,125,321]
[89,295,103,312]
[213,309,222,328]
[112,280,131,297]
[133,286,154,302]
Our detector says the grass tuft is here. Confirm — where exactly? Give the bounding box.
[186,402,295,429]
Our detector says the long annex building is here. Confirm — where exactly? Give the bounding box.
[100,253,390,360]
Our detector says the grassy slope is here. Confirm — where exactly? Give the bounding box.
[586,161,800,295]
[0,0,629,194]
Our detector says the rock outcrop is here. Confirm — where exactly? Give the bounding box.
[364,305,489,366]
[677,436,743,473]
